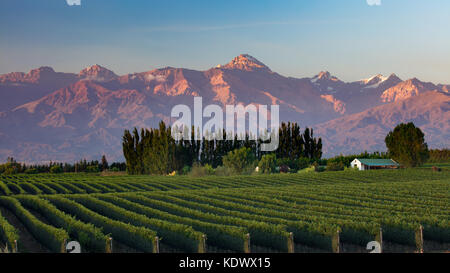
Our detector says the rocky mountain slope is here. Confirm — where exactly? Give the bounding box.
[0,54,448,162]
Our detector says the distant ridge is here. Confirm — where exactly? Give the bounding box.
[0,54,448,162]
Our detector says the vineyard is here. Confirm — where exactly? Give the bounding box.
[0,169,449,253]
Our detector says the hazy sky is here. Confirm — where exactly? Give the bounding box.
[1,0,449,83]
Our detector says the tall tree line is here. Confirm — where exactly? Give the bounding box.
[0,156,124,174]
[122,121,322,175]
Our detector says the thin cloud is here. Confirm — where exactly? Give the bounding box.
[66,0,81,6]
[367,0,382,6]
[140,21,301,33]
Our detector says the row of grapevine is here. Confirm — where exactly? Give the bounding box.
[45,195,159,252]
[194,188,438,246]
[197,187,448,245]
[200,191,380,245]
[129,193,297,252]
[0,197,68,252]
[0,210,19,251]
[66,195,206,252]
[96,194,251,252]
[132,192,338,252]
[15,195,111,252]
[0,181,12,196]
[1,169,447,196]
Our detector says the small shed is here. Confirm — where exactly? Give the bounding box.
[351,158,399,171]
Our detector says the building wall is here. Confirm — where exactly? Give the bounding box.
[351,159,398,171]
[351,160,364,171]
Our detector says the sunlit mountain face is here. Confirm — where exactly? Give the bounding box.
[0,54,448,162]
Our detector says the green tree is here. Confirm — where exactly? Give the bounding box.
[385,122,429,168]
[101,155,108,171]
[223,147,256,175]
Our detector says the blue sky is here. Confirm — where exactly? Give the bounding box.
[1,0,449,83]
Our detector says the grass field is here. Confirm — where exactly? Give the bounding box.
[0,169,449,253]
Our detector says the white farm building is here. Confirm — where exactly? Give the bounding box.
[351,158,399,171]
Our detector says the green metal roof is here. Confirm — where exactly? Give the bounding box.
[355,159,399,166]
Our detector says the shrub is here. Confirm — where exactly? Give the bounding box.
[298,166,315,174]
[344,166,358,172]
[326,161,345,171]
[24,168,38,174]
[181,165,191,175]
[3,167,18,175]
[85,166,100,173]
[312,162,325,172]
[189,163,214,177]
[258,154,277,174]
[214,166,235,176]
[223,147,256,175]
[50,165,63,174]
[204,164,215,175]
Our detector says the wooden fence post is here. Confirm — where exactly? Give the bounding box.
[417,225,424,253]
[201,235,207,253]
[109,237,113,253]
[155,236,160,253]
[14,240,18,253]
[288,232,294,253]
[379,228,383,253]
[335,230,340,253]
[245,233,251,253]
[63,239,67,253]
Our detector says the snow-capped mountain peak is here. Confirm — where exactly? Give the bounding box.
[361,74,387,85]
[360,73,402,89]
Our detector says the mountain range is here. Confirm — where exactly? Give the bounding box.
[0,54,448,162]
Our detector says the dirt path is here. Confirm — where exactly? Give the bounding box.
[424,240,450,253]
[0,207,50,253]
[159,242,185,253]
[112,240,142,253]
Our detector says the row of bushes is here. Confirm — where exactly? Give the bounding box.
[190,190,386,248]
[0,197,68,252]
[140,191,297,252]
[68,195,206,253]
[0,181,12,195]
[45,196,159,252]
[97,194,250,253]
[0,211,19,251]
[16,195,111,252]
